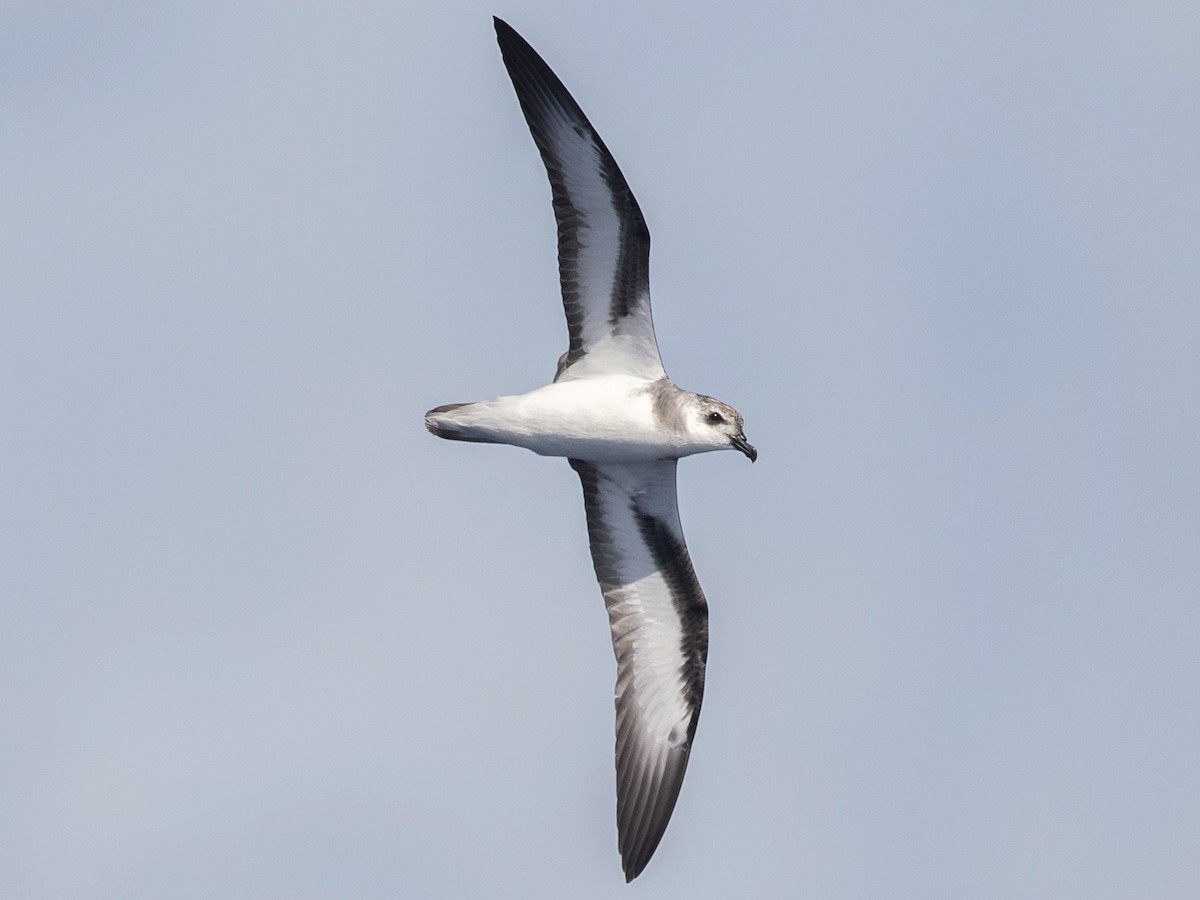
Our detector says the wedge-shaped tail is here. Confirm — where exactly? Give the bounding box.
[424,403,504,444]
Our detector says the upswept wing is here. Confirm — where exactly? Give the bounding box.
[495,18,666,382]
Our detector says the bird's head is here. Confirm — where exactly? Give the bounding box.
[689,396,757,462]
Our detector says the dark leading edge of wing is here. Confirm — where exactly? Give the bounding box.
[493,18,663,381]
[570,459,708,881]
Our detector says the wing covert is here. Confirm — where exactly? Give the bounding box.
[495,18,666,382]
[570,458,708,881]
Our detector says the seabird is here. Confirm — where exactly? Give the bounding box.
[425,17,756,881]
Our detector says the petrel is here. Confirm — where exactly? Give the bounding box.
[425,18,756,881]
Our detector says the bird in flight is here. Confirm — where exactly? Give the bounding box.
[425,17,756,881]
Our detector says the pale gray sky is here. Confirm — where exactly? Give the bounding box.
[3,2,1199,897]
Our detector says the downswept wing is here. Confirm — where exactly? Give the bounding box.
[570,459,708,881]
[495,18,666,383]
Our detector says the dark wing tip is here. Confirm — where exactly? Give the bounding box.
[492,16,538,75]
[493,18,548,73]
[491,16,583,122]
[618,743,692,881]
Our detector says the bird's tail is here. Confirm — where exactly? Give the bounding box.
[424,402,504,444]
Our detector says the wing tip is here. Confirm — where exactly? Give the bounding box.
[615,738,694,881]
[493,16,531,60]
[619,816,670,882]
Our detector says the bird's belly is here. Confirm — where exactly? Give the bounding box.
[499,380,679,462]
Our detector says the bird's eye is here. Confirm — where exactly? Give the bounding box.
[706,411,725,425]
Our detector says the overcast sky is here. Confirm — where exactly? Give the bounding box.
[3,2,1199,897]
